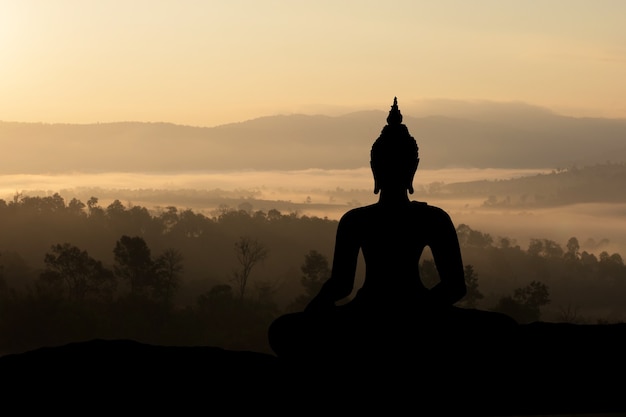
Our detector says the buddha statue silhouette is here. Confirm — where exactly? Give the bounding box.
[268,97,517,363]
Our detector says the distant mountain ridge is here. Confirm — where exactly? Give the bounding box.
[2,102,626,174]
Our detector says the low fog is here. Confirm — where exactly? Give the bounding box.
[3,166,625,256]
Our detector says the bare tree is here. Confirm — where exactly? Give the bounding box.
[231,236,269,300]
[557,303,585,324]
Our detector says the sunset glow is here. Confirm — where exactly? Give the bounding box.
[1,1,625,127]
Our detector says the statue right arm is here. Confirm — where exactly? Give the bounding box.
[305,211,360,312]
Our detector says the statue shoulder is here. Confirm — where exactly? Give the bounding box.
[337,204,378,225]
[411,201,452,220]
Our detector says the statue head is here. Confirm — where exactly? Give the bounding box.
[370,97,419,194]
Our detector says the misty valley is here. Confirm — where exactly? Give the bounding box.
[1,162,625,357]
[4,3,626,410]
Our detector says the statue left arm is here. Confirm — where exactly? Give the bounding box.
[427,207,467,306]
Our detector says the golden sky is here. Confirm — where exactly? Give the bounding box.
[1,0,625,127]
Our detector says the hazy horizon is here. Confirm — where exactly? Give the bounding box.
[2,2,626,127]
[1,97,625,131]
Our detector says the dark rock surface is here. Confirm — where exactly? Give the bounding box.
[1,322,625,416]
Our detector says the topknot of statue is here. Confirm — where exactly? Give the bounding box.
[386,96,403,125]
[371,97,419,165]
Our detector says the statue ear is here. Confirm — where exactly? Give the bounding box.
[371,161,380,194]
[407,164,417,194]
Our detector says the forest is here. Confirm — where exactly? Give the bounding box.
[1,192,625,357]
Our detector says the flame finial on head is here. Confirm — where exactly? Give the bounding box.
[386,96,403,125]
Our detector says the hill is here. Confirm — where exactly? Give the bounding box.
[2,101,626,174]
[433,161,626,207]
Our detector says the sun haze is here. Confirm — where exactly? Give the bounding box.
[1,1,625,127]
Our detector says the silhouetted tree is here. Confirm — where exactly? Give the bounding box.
[515,280,550,309]
[0,253,7,298]
[113,235,154,296]
[287,249,330,312]
[153,248,184,304]
[87,197,102,215]
[497,236,516,249]
[198,284,235,311]
[599,251,624,265]
[231,236,269,300]
[106,199,126,218]
[67,198,86,217]
[458,264,483,308]
[267,209,282,222]
[598,251,624,280]
[528,238,563,258]
[157,206,179,234]
[580,250,598,267]
[565,237,580,261]
[39,243,116,302]
[557,303,585,324]
[300,250,330,298]
[105,200,158,237]
[492,280,550,323]
[527,239,544,257]
[543,239,564,258]
[456,224,493,248]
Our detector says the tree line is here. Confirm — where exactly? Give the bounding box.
[0,193,624,356]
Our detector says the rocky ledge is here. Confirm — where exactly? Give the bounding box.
[1,322,625,416]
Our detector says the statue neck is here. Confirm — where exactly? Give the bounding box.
[377,188,411,206]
